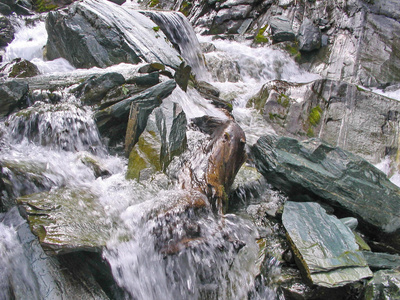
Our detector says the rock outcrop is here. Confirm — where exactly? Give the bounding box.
[251,134,400,250]
[254,79,400,164]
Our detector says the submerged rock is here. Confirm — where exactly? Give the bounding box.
[17,188,111,255]
[282,201,372,287]
[251,134,400,251]
[45,0,181,69]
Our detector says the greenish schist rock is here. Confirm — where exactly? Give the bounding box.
[95,79,176,146]
[363,251,400,271]
[251,134,400,251]
[282,201,372,288]
[363,270,400,300]
[17,188,112,255]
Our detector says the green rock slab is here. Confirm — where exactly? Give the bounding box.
[364,270,400,300]
[17,188,112,255]
[282,201,372,287]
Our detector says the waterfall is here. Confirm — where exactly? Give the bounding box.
[143,11,209,80]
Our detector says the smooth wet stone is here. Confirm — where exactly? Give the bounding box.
[251,135,400,250]
[282,201,372,287]
[363,270,400,300]
[0,16,14,46]
[17,188,112,255]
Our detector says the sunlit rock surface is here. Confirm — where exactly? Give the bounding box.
[17,188,111,255]
[45,0,182,69]
[282,201,372,287]
[251,135,400,250]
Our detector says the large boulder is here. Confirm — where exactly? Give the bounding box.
[251,134,400,251]
[282,201,372,287]
[45,0,181,69]
[257,79,400,164]
[297,18,321,52]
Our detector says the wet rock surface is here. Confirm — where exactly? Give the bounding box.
[251,134,400,250]
[282,201,372,288]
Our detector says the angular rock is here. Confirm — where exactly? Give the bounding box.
[251,134,400,250]
[298,18,321,52]
[282,201,372,287]
[363,251,400,271]
[17,188,112,255]
[95,79,177,146]
[126,99,187,180]
[45,0,181,69]
[0,58,40,78]
[0,2,12,15]
[269,16,295,43]
[73,72,126,105]
[126,72,160,87]
[260,79,400,164]
[363,270,400,300]
[0,80,29,117]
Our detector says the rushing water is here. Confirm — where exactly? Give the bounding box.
[0,4,329,299]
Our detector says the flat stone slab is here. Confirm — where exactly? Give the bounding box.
[17,188,111,255]
[282,201,372,287]
[251,134,400,250]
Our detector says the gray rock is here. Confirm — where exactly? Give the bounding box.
[0,80,29,117]
[282,201,372,287]
[269,16,295,43]
[73,72,126,105]
[0,2,12,15]
[340,217,359,231]
[363,270,400,300]
[45,0,181,69]
[0,16,14,46]
[251,134,400,251]
[260,79,400,164]
[214,5,252,25]
[95,79,177,146]
[17,187,112,255]
[126,72,160,87]
[298,18,321,51]
[363,251,400,271]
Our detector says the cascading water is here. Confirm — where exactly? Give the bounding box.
[0,2,323,299]
[143,11,210,80]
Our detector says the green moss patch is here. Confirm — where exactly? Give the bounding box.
[254,25,269,44]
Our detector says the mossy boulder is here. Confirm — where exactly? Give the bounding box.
[0,58,40,78]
